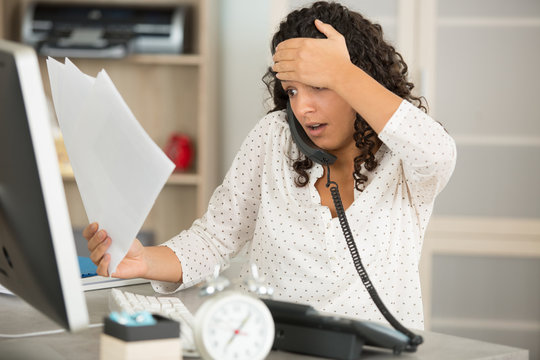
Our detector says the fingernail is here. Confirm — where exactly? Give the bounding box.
[98,231,105,240]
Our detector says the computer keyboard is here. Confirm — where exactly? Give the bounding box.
[109,288,199,357]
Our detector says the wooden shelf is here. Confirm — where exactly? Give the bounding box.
[167,172,200,185]
[38,54,202,66]
[0,0,221,244]
[125,54,202,66]
[61,167,200,186]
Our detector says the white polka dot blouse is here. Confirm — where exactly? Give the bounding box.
[151,99,457,330]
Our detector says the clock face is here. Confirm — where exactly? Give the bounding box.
[195,292,275,360]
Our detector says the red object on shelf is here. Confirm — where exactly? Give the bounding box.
[164,133,194,171]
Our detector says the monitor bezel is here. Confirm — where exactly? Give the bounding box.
[0,39,88,331]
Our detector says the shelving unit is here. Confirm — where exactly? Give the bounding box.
[0,0,218,245]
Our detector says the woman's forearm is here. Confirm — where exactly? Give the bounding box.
[143,246,183,283]
[333,62,402,134]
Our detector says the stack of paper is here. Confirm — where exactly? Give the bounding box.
[47,58,175,275]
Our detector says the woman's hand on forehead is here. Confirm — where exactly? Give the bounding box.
[272,19,352,90]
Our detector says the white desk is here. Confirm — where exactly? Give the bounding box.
[0,284,529,360]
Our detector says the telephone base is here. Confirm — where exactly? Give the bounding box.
[272,322,365,360]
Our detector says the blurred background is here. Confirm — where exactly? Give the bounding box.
[1,0,539,358]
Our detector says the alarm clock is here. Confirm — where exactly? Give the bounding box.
[193,264,275,360]
[194,291,275,360]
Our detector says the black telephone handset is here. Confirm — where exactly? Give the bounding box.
[286,101,336,166]
[283,100,423,356]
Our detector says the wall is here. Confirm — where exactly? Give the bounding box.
[217,0,273,177]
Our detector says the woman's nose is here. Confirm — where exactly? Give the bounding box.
[293,92,316,118]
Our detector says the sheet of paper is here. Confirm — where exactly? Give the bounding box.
[0,283,14,296]
[47,57,175,275]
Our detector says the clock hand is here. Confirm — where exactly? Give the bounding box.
[225,312,252,348]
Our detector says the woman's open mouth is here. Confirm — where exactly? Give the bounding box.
[306,123,327,136]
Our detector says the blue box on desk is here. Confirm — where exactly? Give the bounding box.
[100,315,181,360]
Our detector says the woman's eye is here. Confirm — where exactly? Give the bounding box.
[312,86,325,91]
[286,88,297,97]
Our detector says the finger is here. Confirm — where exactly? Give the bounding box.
[273,48,298,63]
[314,19,342,39]
[82,222,98,241]
[275,38,305,52]
[89,236,111,265]
[87,229,108,253]
[272,60,296,74]
[275,71,295,82]
[96,253,110,277]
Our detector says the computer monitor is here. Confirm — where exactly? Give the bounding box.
[0,40,89,331]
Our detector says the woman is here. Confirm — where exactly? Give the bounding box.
[84,2,456,329]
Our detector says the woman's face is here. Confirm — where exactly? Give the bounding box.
[282,80,357,158]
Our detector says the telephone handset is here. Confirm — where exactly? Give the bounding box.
[284,100,424,353]
[286,101,336,166]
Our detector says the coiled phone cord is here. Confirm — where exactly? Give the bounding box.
[325,164,423,351]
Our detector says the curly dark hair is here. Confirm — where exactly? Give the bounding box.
[263,1,427,191]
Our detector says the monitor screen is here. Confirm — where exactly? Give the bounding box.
[0,40,88,331]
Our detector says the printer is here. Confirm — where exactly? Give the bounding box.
[21,2,192,58]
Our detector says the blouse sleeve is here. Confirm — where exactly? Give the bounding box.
[151,115,274,294]
[378,100,457,210]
